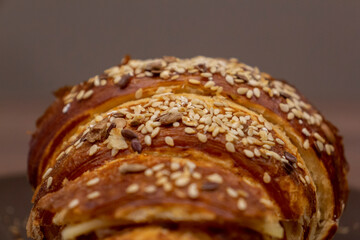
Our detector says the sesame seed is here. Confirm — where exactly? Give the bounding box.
[292,109,302,118]
[144,185,156,193]
[62,104,70,113]
[87,191,100,199]
[135,88,143,99]
[192,172,202,179]
[314,132,325,143]
[253,88,261,98]
[260,198,272,207]
[214,101,224,107]
[76,90,85,100]
[68,199,79,209]
[159,169,170,177]
[111,149,119,157]
[263,144,271,150]
[264,121,273,131]
[225,142,236,153]
[65,146,73,154]
[303,139,310,149]
[188,183,199,199]
[316,140,324,151]
[273,151,284,160]
[305,175,311,184]
[237,198,247,210]
[189,79,200,85]
[185,127,196,134]
[287,112,295,120]
[206,173,223,184]
[83,89,94,99]
[156,176,168,186]
[145,71,153,77]
[201,72,212,78]
[204,81,215,88]
[204,116,212,125]
[160,70,170,79]
[152,163,165,171]
[126,183,139,194]
[225,75,234,85]
[113,76,121,84]
[175,176,190,187]
[237,87,248,95]
[186,161,196,172]
[151,127,160,138]
[171,171,182,180]
[171,162,180,171]
[144,135,152,146]
[144,168,154,176]
[56,151,65,161]
[263,172,271,183]
[165,136,174,146]
[226,134,234,142]
[86,177,100,186]
[302,128,311,137]
[94,77,100,86]
[299,175,306,184]
[226,187,238,198]
[325,144,333,155]
[297,162,304,169]
[151,101,162,108]
[212,127,220,137]
[279,103,289,113]
[170,75,179,80]
[47,177,53,188]
[88,144,99,156]
[119,163,147,174]
[246,90,253,99]
[197,133,207,143]
[173,122,180,127]
[253,149,260,157]
[275,138,284,145]
[244,149,254,158]
[257,114,265,123]
[42,168,53,179]
[163,182,173,192]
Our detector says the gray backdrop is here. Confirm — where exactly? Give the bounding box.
[0,0,359,187]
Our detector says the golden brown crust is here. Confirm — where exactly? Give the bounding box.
[27,56,348,240]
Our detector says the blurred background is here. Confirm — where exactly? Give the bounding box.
[0,0,359,238]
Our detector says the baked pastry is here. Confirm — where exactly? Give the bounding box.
[27,56,348,240]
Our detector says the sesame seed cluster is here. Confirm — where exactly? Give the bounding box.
[61,56,335,158]
[50,90,314,191]
[65,159,270,213]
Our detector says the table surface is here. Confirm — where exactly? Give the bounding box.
[0,175,359,240]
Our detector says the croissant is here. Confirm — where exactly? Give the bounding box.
[26,56,348,240]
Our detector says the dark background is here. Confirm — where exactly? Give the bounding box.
[0,0,359,238]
